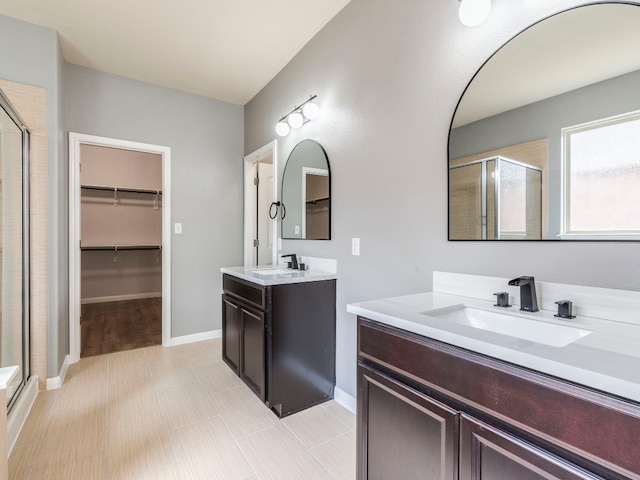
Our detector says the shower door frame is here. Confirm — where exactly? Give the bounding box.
[0,88,31,409]
[450,155,542,240]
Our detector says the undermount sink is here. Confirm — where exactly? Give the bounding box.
[421,306,592,347]
[250,268,293,276]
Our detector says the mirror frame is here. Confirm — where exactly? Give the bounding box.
[447,2,640,242]
[281,139,332,240]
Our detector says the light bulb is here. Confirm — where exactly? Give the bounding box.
[275,121,290,137]
[302,101,320,120]
[287,112,304,129]
[458,0,491,27]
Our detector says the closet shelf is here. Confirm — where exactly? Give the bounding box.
[81,245,162,251]
[306,197,329,205]
[81,184,162,195]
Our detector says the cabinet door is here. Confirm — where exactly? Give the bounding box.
[222,295,241,373]
[240,306,266,401]
[358,364,458,480]
[460,414,604,480]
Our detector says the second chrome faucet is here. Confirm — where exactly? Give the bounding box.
[508,276,539,312]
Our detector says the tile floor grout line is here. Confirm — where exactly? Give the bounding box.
[322,402,356,432]
[196,372,261,479]
[24,388,60,479]
[308,429,353,451]
[280,413,346,479]
[281,419,340,480]
[145,345,187,480]
[308,444,342,480]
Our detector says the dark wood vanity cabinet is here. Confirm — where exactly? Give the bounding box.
[222,273,336,417]
[358,364,459,480]
[357,317,640,480]
[222,294,266,399]
[459,414,603,480]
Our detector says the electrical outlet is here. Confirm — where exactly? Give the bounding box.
[295,225,300,234]
[352,237,360,256]
[174,223,182,234]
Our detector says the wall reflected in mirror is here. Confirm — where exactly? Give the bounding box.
[448,3,640,240]
[281,139,331,240]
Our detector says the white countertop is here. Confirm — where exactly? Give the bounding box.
[221,265,337,286]
[348,292,640,404]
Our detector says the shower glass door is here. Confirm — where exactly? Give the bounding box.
[450,156,542,240]
[0,90,30,407]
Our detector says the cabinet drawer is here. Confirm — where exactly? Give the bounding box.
[223,274,268,310]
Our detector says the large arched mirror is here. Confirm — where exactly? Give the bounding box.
[448,2,640,241]
[281,139,331,240]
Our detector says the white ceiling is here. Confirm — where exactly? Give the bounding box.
[0,0,352,105]
[454,4,640,127]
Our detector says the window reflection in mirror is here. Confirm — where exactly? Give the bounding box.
[281,139,331,240]
[448,3,640,241]
[563,111,640,235]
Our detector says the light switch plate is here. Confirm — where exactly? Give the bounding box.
[174,223,182,234]
[352,237,360,256]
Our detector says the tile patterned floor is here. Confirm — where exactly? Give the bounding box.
[9,338,356,479]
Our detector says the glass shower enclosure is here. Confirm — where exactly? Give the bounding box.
[449,156,542,240]
[0,88,30,408]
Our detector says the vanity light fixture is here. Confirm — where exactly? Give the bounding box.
[275,95,320,137]
[275,121,290,137]
[287,111,304,129]
[458,0,491,27]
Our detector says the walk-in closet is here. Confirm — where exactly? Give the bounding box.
[80,144,162,357]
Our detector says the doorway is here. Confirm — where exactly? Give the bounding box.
[69,134,171,363]
[244,141,278,266]
[302,167,330,239]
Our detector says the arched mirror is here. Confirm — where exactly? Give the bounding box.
[448,2,640,241]
[281,139,331,240]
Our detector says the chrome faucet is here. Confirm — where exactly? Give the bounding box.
[508,276,539,312]
[281,253,299,270]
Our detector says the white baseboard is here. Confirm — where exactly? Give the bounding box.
[168,329,221,346]
[7,376,38,455]
[47,355,71,390]
[81,292,162,304]
[334,386,356,414]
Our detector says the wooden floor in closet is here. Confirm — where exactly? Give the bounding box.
[81,297,162,358]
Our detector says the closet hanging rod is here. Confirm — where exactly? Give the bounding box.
[81,185,163,195]
[80,245,162,251]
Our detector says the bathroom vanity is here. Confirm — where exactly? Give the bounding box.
[221,266,336,417]
[349,272,640,480]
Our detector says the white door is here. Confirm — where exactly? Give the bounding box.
[243,141,278,267]
[257,162,274,265]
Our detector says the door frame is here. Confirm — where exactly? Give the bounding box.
[243,140,278,266]
[301,166,329,238]
[68,132,172,362]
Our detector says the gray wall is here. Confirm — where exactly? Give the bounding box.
[245,0,640,398]
[0,14,67,377]
[450,69,640,237]
[65,65,244,338]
